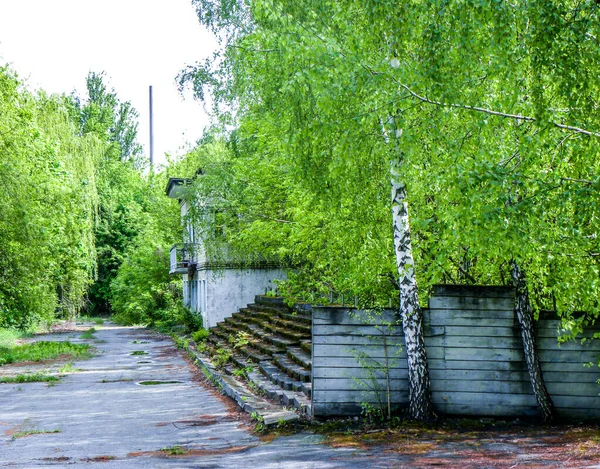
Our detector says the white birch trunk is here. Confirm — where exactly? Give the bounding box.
[391,160,436,421]
[510,260,556,422]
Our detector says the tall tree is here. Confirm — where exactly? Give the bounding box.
[68,72,147,315]
[0,65,103,327]
[180,0,600,420]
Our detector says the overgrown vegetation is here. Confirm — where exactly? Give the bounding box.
[0,65,186,332]
[0,373,60,383]
[0,341,91,365]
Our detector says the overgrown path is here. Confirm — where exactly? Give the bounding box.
[2,323,600,468]
[0,323,381,468]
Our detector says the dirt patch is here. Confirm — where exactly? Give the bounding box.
[48,322,89,333]
[322,422,600,468]
[80,455,117,462]
[156,414,239,428]
[127,445,253,458]
[40,456,71,462]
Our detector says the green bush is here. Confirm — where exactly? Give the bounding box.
[192,329,209,343]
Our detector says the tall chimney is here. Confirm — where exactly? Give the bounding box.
[149,85,154,167]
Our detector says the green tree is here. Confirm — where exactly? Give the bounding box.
[0,65,102,328]
[69,72,148,315]
[180,0,600,420]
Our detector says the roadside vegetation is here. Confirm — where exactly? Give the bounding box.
[1,1,599,424]
[0,341,91,366]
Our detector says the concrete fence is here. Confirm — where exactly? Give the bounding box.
[311,285,600,419]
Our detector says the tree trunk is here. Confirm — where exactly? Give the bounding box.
[510,260,557,423]
[391,162,436,421]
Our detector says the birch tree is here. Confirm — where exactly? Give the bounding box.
[180,0,600,420]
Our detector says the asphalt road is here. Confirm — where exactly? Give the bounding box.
[2,323,600,468]
[0,323,391,468]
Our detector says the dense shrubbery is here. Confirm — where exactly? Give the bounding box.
[0,66,184,330]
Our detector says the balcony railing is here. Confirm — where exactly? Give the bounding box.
[169,243,198,275]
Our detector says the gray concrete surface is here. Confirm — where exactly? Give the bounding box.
[3,323,600,469]
[0,323,388,468]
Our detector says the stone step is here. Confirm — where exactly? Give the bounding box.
[236,345,270,364]
[287,347,311,370]
[212,324,239,343]
[277,312,312,326]
[247,337,281,357]
[187,345,300,426]
[240,309,275,325]
[300,340,312,355]
[272,353,311,383]
[246,369,312,414]
[254,295,289,307]
[261,322,309,342]
[224,315,252,332]
[246,324,297,349]
[258,361,311,398]
[271,316,311,335]
[247,303,292,315]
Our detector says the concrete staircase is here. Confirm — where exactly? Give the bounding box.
[203,295,313,415]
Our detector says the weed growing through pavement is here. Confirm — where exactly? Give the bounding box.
[80,328,97,339]
[0,373,60,383]
[0,341,91,365]
[58,362,81,373]
[161,445,187,455]
[12,429,61,439]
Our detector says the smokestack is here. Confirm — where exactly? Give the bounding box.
[149,85,154,167]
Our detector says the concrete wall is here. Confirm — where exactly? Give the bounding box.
[197,267,286,328]
[312,285,600,419]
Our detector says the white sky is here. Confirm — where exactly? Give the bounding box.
[0,0,217,166]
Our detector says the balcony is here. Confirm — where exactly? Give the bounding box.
[169,243,198,275]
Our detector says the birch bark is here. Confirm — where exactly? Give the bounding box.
[510,260,556,423]
[391,160,436,421]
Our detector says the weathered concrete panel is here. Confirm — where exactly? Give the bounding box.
[311,285,600,419]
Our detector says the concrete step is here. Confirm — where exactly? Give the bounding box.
[300,340,312,355]
[287,347,311,370]
[272,353,311,383]
[277,312,312,326]
[247,303,293,315]
[224,315,253,332]
[271,316,311,335]
[261,322,309,342]
[241,310,275,326]
[246,324,297,349]
[258,361,311,398]
[254,295,289,308]
[246,369,312,414]
[186,345,300,425]
[236,345,270,364]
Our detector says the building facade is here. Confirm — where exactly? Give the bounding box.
[166,177,286,328]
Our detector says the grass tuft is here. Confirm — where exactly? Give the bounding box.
[1,373,60,383]
[13,429,61,439]
[80,328,97,339]
[0,341,91,365]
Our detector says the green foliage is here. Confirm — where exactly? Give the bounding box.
[79,328,97,339]
[213,346,232,368]
[109,174,183,328]
[191,329,210,343]
[0,329,31,348]
[0,66,103,328]
[160,445,187,455]
[12,429,61,438]
[180,0,600,328]
[0,373,60,383]
[0,341,91,365]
